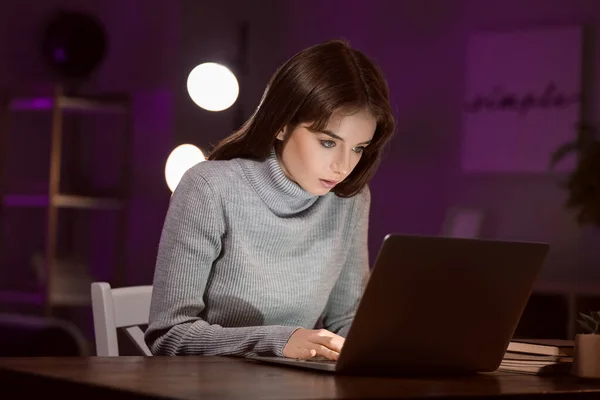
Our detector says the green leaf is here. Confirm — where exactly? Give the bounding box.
[550,141,578,168]
[578,319,595,333]
[587,310,600,324]
[580,312,597,325]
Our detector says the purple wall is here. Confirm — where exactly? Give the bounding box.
[167,0,600,286]
[2,0,600,300]
[270,0,600,284]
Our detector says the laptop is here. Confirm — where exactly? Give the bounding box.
[251,233,549,376]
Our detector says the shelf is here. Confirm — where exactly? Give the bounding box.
[533,281,600,296]
[9,95,129,114]
[0,255,93,307]
[2,193,123,210]
[0,84,131,316]
[55,194,123,209]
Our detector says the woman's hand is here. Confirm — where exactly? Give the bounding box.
[283,328,345,360]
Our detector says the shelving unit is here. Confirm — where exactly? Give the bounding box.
[0,84,132,316]
[532,281,600,340]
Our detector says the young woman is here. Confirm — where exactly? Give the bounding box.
[145,39,396,360]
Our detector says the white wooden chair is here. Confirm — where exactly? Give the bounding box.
[90,281,153,356]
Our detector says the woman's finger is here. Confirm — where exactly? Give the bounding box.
[292,347,317,360]
[311,344,340,361]
[311,332,345,353]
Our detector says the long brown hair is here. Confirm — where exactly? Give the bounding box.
[209,39,396,197]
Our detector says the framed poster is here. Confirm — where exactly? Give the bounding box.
[461,26,583,174]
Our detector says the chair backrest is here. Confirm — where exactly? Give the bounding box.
[91,281,153,356]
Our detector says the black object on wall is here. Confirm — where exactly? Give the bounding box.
[40,9,108,82]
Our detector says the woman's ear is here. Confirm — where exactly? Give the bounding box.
[276,126,286,141]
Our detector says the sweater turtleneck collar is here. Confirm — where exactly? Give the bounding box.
[238,148,320,216]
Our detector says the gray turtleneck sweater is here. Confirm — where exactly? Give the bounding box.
[145,150,370,357]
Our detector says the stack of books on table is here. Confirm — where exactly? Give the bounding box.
[499,339,575,375]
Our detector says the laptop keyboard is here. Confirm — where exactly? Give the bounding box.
[304,356,337,364]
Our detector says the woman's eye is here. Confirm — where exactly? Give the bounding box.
[320,140,336,148]
[353,146,365,154]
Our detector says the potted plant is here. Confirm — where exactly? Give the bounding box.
[552,125,600,379]
[572,311,600,379]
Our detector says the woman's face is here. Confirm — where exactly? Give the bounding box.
[276,108,376,196]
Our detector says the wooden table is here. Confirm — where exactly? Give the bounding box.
[1,356,600,399]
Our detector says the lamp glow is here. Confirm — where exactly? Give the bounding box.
[186,62,239,111]
[165,144,205,192]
